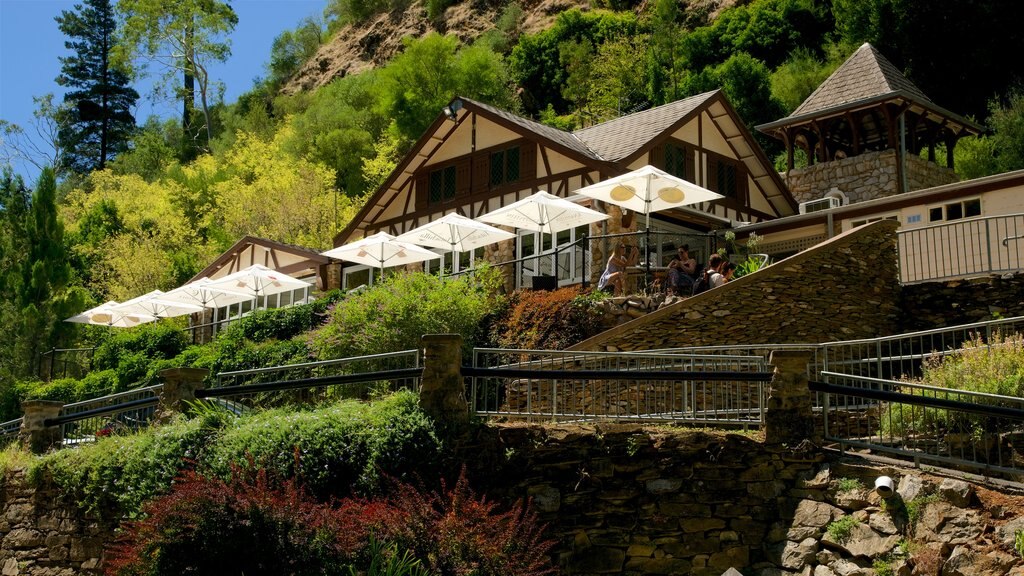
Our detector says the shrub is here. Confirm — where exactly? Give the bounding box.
[30,417,215,518]
[92,323,189,372]
[205,390,443,498]
[105,465,553,576]
[836,477,864,492]
[883,332,1024,437]
[312,270,502,360]
[491,286,606,350]
[105,467,359,576]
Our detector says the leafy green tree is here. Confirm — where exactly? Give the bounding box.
[116,0,238,152]
[648,0,682,105]
[509,9,640,115]
[109,117,180,181]
[770,46,839,114]
[55,0,139,174]
[11,168,87,376]
[269,17,324,86]
[987,88,1024,174]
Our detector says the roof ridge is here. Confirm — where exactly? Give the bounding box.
[573,89,719,135]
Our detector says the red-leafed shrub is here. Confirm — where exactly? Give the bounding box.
[492,286,605,350]
[106,465,556,576]
[380,471,557,576]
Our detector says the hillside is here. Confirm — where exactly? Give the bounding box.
[282,0,736,95]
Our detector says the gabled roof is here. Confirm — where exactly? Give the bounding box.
[191,235,329,283]
[574,90,719,161]
[759,43,983,134]
[464,98,602,162]
[792,43,931,117]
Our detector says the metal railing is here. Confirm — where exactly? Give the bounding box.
[812,371,1024,481]
[0,418,22,448]
[38,347,96,381]
[54,385,164,444]
[468,348,772,425]
[451,230,716,292]
[204,351,422,414]
[816,315,1024,381]
[897,212,1024,284]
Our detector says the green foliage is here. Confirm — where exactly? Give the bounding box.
[681,0,831,72]
[269,17,324,87]
[55,0,139,174]
[906,493,938,526]
[509,9,640,115]
[836,477,864,492]
[1015,528,1024,558]
[30,416,213,517]
[770,46,840,113]
[826,515,859,543]
[882,333,1024,437]
[206,391,442,497]
[312,269,502,360]
[92,322,189,372]
[324,0,411,30]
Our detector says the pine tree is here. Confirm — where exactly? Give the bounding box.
[56,0,139,174]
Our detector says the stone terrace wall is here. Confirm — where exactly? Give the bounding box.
[783,150,957,205]
[570,220,902,352]
[467,424,1024,576]
[900,272,1024,331]
[0,471,108,575]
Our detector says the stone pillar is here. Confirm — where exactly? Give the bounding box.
[419,334,468,428]
[157,367,210,421]
[765,350,817,446]
[19,400,64,454]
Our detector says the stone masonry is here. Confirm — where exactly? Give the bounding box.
[784,150,958,205]
[569,219,902,352]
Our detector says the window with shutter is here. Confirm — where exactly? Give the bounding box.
[665,142,687,180]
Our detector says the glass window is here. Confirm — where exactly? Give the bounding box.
[945,202,963,220]
[665,143,687,179]
[429,165,457,204]
[716,162,737,197]
[964,198,981,218]
[929,207,943,222]
[489,146,521,187]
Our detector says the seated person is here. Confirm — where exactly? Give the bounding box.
[597,243,639,296]
[666,245,697,295]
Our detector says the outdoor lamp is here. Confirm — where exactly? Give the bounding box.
[443,98,463,121]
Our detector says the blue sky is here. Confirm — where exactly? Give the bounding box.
[0,0,327,181]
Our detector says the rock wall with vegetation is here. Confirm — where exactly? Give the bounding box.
[900,272,1024,331]
[5,424,1024,576]
[468,424,1024,576]
[570,219,902,352]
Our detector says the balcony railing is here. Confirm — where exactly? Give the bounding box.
[897,213,1024,284]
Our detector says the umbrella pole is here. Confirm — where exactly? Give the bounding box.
[644,211,652,291]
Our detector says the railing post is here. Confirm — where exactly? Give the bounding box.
[765,350,818,446]
[419,334,469,428]
[19,400,64,454]
[157,367,210,422]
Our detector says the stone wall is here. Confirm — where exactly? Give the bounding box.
[900,272,1024,331]
[569,220,902,352]
[783,150,957,205]
[467,424,1024,576]
[0,471,107,575]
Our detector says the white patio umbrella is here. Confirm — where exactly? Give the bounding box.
[159,277,256,309]
[477,190,609,235]
[202,264,313,301]
[396,213,515,277]
[321,232,441,277]
[110,290,205,318]
[65,301,158,328]
[575,165,724,281]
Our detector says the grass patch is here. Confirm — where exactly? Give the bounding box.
[836,477,864,492]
